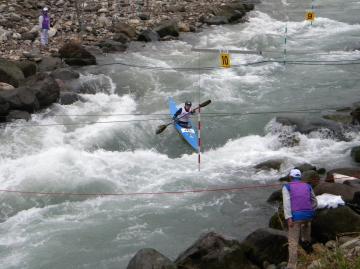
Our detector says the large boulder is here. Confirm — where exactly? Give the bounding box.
[275,117,347,141]
[254,159,283,171]
[267,189,282,204]
[138,30,160,42]
[212,2,255,23]
[50,68,80,81]
[0,95,10,118]
[175,232,258,269]
[112,22,136,39]
[154,20,179,38]
[126,248,176,269]
[312,206,360,243]
[6,110,31,122]
[0,82,15,91]
[59,92,81,105]
[59,42,97,66]
[302,170,320,187]
[314,182,359,202]
[97,39,127,53]
[38,56,63,72]
[0,58,25,87]
[0,87,39,113]
[25,73,60,107]
[326,168,360,182]
[14,60,37,78]
[204,16,229,25]
[242,228,288,266]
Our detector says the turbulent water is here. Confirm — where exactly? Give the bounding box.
[1,1,360,268]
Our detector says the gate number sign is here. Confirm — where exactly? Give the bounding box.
[220,52,231,68]
[305,11,316,21]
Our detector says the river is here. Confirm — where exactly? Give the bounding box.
[1,0,360,268]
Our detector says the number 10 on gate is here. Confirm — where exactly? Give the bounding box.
[220,52,231,68]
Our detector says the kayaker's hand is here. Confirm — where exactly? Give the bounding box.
[287,218,294,228]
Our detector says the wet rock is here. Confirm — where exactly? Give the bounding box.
[350,106,360,124]
[38,56,63,72]
[25,73,60,107]
[0,58,25,87]
[275,116,347,141]
[127,248,176,269]
[21,32,39,42]
[113,33,130,44]
[0,95,10,118]
[112,22,137,39]
[6,110,31,122]
[0,87,39,112]
[14,60,37,78]
[326,168,360,182]
[204,16,229,25]
[138,29,160,42]
[59,42,97,66]
[351,146,360,163]
[267,189,282,204]
[59,92,81,105]
[314,182,359,202]
[175,232,257,269]
[154,20,179,38]
[138,13,150,21]
[242,228,288,267]
[98,39,127,53]
[51,68,80,81]
[312,206,360,243]
[213,2,254,23]
[254,159,283,171]
[295,163,317,172]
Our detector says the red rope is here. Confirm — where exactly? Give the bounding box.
[0,183,282,197]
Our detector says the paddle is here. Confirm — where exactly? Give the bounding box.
[156,99,211,135]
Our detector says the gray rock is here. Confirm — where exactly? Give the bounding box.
[242,228,288,267]
[14,60,37,78]
[113,33,130,44]
[138,29,160,42]
[175,231,258,269]
[127,248,176,269]
[25,73,60,107]
[267,189,282,204]
[112,22,136,39]
[59,92,81,105]
[51,68,80,81]
[59,42,97,66]
[98,39,127,53]
[0,87,39,112]
[154,20,179,38]
[21,31,38,41]
[0,95,10,118]
[314,182,359,202]
[204,16,229,25]
[38,56,63,72]
[6,110,31,122]
[0,58,25,87]
[312,206,360,243]
[254,159,283,171]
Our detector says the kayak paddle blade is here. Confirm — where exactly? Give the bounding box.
[156,124,167,135]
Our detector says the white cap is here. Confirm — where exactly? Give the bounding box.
[290,169,301,178]
[43,7,48,11]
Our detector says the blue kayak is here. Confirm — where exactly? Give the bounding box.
[169,97,198,151]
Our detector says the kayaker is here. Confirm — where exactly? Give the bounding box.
[282,168,317,269]
[173,100,195,128]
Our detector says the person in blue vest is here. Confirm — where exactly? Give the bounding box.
[39,7,50,50]
[282,168,317,269]
[173,100,195,128]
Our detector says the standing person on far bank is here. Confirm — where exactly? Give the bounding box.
[39,7,50,50]
[282,169,317,269]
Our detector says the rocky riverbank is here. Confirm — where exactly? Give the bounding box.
[126,165,360,269]
[0,0,257,60]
